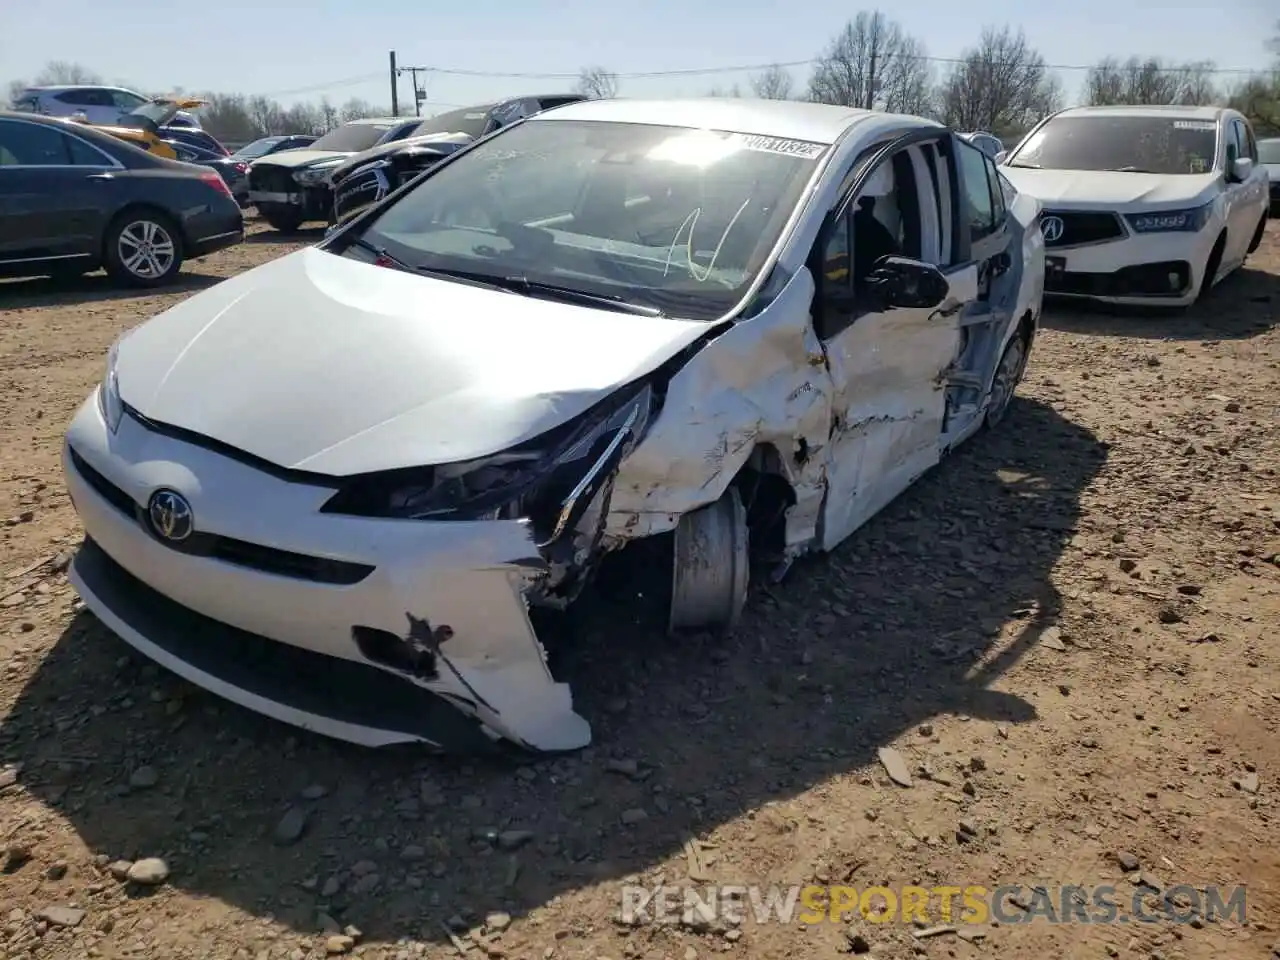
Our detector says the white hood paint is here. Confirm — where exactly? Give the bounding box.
[115,248,711,475]
[1000,167,1217,211]
[252,148,354,170]
[1264,162,1280,183]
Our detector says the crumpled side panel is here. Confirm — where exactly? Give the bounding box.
[605,270,833,554]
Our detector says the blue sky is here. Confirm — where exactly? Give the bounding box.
[2,0,1277,115]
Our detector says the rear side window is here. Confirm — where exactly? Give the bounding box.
[55,88,112,107]
[0,121,76,165]
[65,134,114,165]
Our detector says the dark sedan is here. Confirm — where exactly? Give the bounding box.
[0,111,243,287]
[230,135,317,162]
[164,139,250,205]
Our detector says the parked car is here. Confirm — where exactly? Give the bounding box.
[164,140,249,205]
[327,95,587,226]
[0,112,243,286]
[61,98,1045,753]
[330,132,472,227]
[960,131,1003,158]
[10,85,201,129]
[161,126,229,157]
[67,97,209,161]
[247,118,422,231]
[1260,137,1280,214]
[999,105,1271,306]
[230,135,317,162]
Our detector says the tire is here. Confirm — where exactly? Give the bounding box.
[1195,232,1226,304]
[104,210,184,288]
[262,208,305,233]
[1246,214,1266,256]
[984,331,1027,430]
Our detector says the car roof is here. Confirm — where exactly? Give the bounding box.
[527,97,934,145]
[1055,104,1227,122]
[23,84,138,93]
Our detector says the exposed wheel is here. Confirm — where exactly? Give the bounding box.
[1195,232,1226,303]
[984,332,1027,430]
[262,208,305,232]
[1247,214,1266,256]
[667,486,750,635]
[104,211,183,287]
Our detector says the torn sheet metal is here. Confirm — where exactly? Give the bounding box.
[606,268,833,555]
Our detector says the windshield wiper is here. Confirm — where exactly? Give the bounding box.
[1106,166,1154,173]
[418,267,664,316]
[1006,162,1041,169]
[344,236,415,272]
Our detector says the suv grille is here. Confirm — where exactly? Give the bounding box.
[1040,210,1125,247]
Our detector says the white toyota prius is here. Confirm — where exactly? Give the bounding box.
[63,98,1046,754]
[999,104,1271,307]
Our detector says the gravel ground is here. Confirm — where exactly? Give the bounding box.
[1,217,1278,960]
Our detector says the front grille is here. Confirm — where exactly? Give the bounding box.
[333,163,390,224]
[248,164,296,193]
[67,447,374,586]
[1040,210,1125,247]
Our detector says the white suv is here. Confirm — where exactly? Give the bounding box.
[999,105,1270,307]
[11,85,201,129]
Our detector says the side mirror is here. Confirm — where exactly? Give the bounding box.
[1230,157,1254,183]
[865,256,950,310]
[994,150,1008,165]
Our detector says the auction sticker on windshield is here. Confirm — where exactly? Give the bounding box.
[731,134,826,159]
[1173,120,1216,131]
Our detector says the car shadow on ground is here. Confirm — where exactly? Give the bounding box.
[5,396,1105,947]
[1040,264,1279,341]
[0,271,225,310]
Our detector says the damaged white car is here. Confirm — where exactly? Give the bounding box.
[63,98,1045,754]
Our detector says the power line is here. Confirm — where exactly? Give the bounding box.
[253,51,1273,102]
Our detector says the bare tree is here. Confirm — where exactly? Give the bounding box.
[749,64,794,100]
[1228,21,1280,134]
[705,84,744,98]
[575,66,620,99]
[7,60,104,104]
[806,11,933,114]
[936,26,1062,134]
[1084,57,1218,106]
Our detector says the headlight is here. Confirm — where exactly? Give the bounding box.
[98,338,124,433]
[321,386,654,544]
[1125,202,1213,233]
[294,160,344,186]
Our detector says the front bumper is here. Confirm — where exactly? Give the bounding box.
[62,392,591,753]
[247,185,334,221]
[1041,219,1219,307]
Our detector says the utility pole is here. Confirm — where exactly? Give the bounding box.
[393,64,431,116]
[389,51,399,116]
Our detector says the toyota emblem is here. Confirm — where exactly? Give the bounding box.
[1040,215,1065,244]
[147,489,194,543]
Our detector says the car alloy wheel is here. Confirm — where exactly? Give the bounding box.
[985,335,1026,429]
[117,219,177,280]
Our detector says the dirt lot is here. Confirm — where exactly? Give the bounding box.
[1,218,1278,960]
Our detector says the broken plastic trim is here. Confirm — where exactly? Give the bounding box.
[319,385,653,533]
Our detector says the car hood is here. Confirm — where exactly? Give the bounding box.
[114,247,713,475]
[252,148,354,169]
[330,133,474,180]
[999,167,1218,210]
[1264,162,1280,181]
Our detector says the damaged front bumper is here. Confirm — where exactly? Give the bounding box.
[61,392,613,754]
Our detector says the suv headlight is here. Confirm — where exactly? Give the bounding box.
[321,385,654,545]
[294,159,344,186]
[98,338,124,433]
[1125,202,1213,233]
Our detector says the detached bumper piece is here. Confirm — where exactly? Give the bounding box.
[1045,260,1192,299]
[70,537,508,754]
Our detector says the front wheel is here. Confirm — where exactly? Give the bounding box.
[985,333,1027,430]
[260,207,305,233]
[104,212,184,288]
